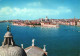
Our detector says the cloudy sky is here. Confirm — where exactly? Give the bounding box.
[0,0,80,20]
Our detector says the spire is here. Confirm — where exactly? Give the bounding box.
[46,16,48,18]
[21,44,23,48]
[32,39,35,46]
[2,25,15,46]
[43,45,46,52]
[74,16,75,22]
[45,16,48,19]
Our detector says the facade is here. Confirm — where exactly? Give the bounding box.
[41,22,59,27]
[69,17,77,26]
[69,21,75,26]
[77,20,80,26]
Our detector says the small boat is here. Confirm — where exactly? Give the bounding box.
[78,31,80,32]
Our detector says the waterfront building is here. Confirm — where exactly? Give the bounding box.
[0,25,27,56]
[41,22,59,27]
[13,22,19,25]
[25,39,47,56]
[52,20,57,24]
[69,17,77,26]
[45,16,49,22]
[65,22,70,25]
[77,20,80,26]
[69,21,75,26]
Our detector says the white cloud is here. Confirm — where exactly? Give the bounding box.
[0,6,72,19]
[57,6,72,13]
[66,9,72,13]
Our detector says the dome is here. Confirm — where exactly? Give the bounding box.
[4,31,13,38]
[25,46,47,56]
[0,25,27,56]
[0,45,27,56]
[24,39,47,56]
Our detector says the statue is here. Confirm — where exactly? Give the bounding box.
[32,39,35,46]
[7,25,9,31]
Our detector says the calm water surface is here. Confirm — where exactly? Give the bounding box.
[0,22,80,56]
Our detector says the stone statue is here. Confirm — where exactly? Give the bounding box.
[7,25,9,31]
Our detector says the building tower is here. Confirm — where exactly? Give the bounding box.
[45,16,48,21]
[74,16,75,22]
[74,16,77,25]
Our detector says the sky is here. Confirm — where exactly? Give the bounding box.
[0,0,80,20]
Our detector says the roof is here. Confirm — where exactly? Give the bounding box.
[25,46,47,56]
[4,31,13,38]
[0,45,27,56]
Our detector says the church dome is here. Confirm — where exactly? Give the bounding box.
[0,45,27,56]
[4,31,13,37]
[25,39,47,56]
[0,25,27,56]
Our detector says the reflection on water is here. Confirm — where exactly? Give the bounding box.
[0,22,80,56]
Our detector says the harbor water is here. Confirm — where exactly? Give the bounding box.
[0,22,80,56]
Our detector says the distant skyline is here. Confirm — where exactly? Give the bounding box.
[0,0,80,20]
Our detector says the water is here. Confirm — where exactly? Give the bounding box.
[0,22,80,56]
